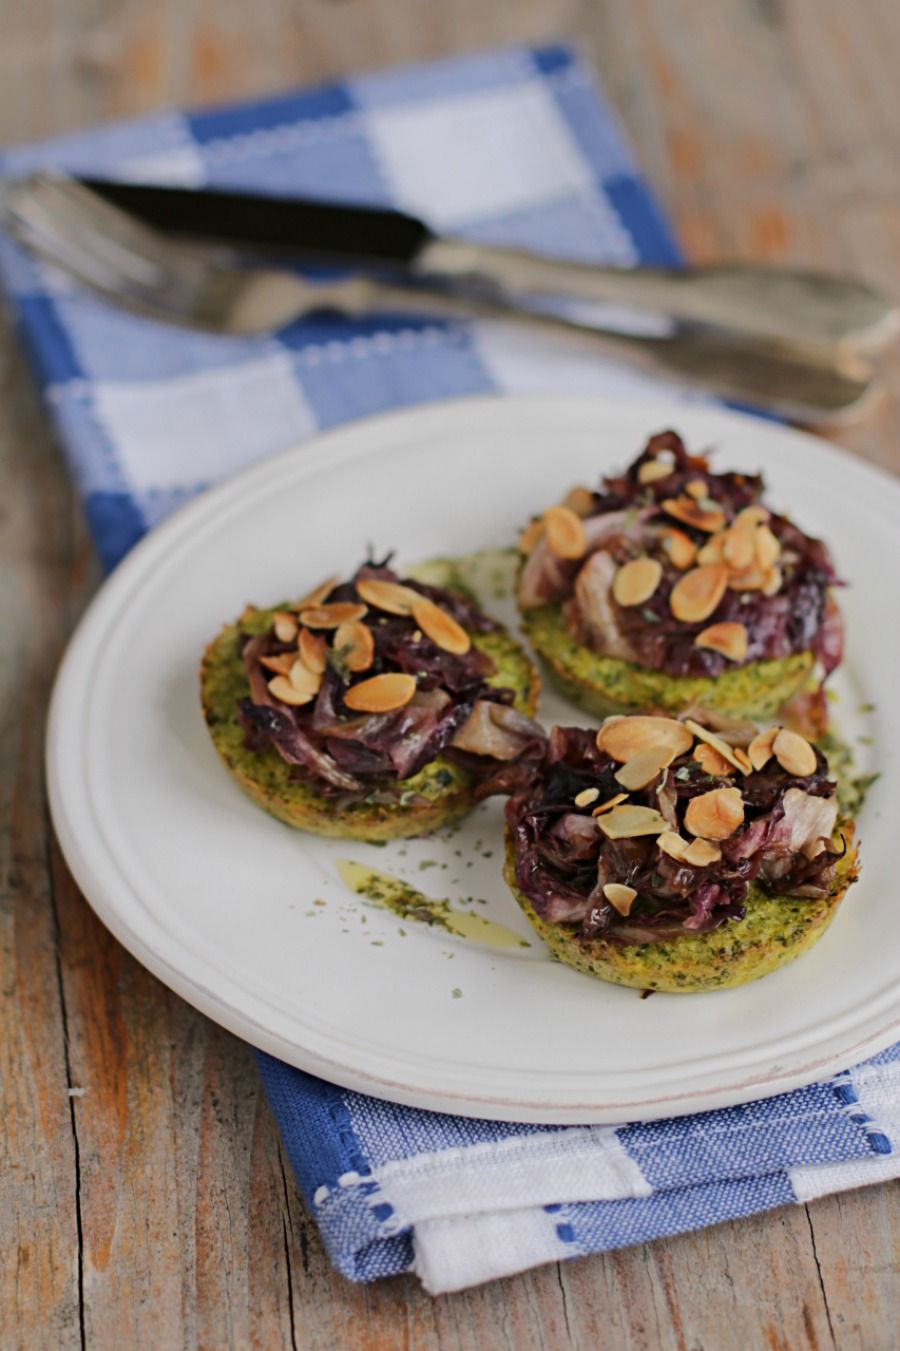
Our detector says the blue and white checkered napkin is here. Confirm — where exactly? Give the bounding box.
[3,44,898,1293]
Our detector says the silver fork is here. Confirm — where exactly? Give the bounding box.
[0,173,878,423]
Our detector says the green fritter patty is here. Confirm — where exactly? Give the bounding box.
[522,604,815,722]
[503,828,857,993]
[201,604,539,842]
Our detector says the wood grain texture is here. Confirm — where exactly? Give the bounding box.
[1,1,899,1347]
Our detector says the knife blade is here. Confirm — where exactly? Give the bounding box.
[70,177,900,355]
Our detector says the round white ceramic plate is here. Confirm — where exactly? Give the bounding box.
[48,395,896,1124]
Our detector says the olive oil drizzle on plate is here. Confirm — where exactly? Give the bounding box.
[336,860,531,951]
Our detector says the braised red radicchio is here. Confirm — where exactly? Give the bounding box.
[238,561,545,803]
[505,725,847,946]
[518,430,843,679]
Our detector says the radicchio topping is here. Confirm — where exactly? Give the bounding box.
[506,724,848,945]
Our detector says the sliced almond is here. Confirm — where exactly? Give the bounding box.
[591,792,629,817]
[268,674,316,707]
[259,652,295,677]
[657,831,691,862]
[662,496,726,534]
[726,565,767,592]
[333,620,375,673]
[748,726,779,771]
[519,518,545,554]
[294,575,338,610]
[561,484,595,517]
[669,564,728,623]
[343,672,416,714]
[761,566,783,597]
[685,478,708,500]
[684,718,745,773]
[734,505,770,528]
[693,743,735,777]
[273,610,298,643]
[732,747,753,774]
[754,523,781,569]
[298,627,328,675]
[615,744,677,791]
[612,556,663,607]
[288,659,323,698]
[543,504,587,559]
[684,838,723,866]
[696,533,726,566]
[773,727,817,777]
[574,787,600,808]
[723,523,757,572]
[684,786,745,840]
[597,715,693,763]
[355,578,420,615]
[412,596,471,655]
[695,621,748,663]
[637,459,673,485]
[595,804,669,839]
[661,527,697,570]
[603,883,637,916]
[300,601,368,629]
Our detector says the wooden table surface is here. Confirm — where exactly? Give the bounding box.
[3,2,899,1347]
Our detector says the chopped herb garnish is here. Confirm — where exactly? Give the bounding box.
[451,987,463,999]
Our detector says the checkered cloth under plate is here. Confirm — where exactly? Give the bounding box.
[2,44,897,1293]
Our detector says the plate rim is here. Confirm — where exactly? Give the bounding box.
[46,391,900,1124]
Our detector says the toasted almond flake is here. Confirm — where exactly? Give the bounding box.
[596,804,669,839]
[574,787,600,807]
[273,610,298,643]
[355,578,420,615]
[662,496,727,534]
[754,523,781,569]
[543,504,587,559]
[693,743,735,777]
[669,564,728,623]
[288,658,323,697]
[723,524,757,571]
[657,831,691,862]
[726,565,766,592]
[300,601,368,628]
[684,786,745,840]
[685,478,708,500]
[259,653,295,677]
[661,527,697,570]
[735,505,770,528]
[591,792,629,816]
[696,534,726,565]
[603,883,637,916]
[597,715,693,763]
[612,556,663,607]
[294,575,339,610]
[748,726,779,771]
[684,718,746,772]
[333,620,375,672]
[344,672,416,714]
[412,596,471,655]
[695,621,748,662]
[637,459,674,485]
[519,518,545,554]
[615,744,677,790]
[561,484,595,517]
[268,674,316,707]
[761,566,783,597]
[773,727,817,776]
[298,628,328,674]
[684,838,723,866]
[733,747,753,774]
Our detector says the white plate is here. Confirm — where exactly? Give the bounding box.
[47,395,896,1124]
